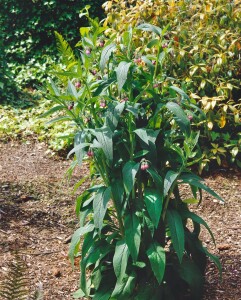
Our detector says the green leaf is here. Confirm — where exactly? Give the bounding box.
[100,43,116,72]
[69,223,94,267]
[93,187,111,233]
[166,209,184,263]
[179,173,224,202]
[67,80,78,98]
[92,273,115,300]
[73,289,85,299]
[116,61,132,92]
[164,170,179,197]
[146,242,166,284]
[54,31,76,66]
[111,273,136,299]
[113,239,130,282]
[178,258,204,299]
[124,213,141,262]
[122,161,140,198]
[106,101,125,131]
[146,168,163,191]
[180,210,215,245]
[133,150,149,159]
[111,179,124,214]
[134,128,149,144]
[91,126,113,164]
[73,131,88,165]
[166,102,191,136]
[40,105,64,118]
[169,86,190,101]
[67,142,90,159]
[202,247,222,279]
[137,23,162,36]
[144,188,163,228]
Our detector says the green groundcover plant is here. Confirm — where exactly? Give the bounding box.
[44,11,223,300]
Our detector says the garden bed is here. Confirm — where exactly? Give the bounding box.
[0,140,240,299]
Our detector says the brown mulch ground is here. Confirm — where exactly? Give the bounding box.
[0,141,240,300]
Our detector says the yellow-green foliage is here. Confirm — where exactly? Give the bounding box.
[103,0,241,170]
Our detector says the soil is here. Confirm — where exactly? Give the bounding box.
[0,140,240,300]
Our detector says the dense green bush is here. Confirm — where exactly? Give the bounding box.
[44,17,223,299]
[0,0,105,90]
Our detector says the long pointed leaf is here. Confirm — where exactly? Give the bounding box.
[93,187,111,233]
[124,213,141,262]
[100,43,116,72]
[144,188,163,229]
[113,239,130,282]
[166,209,184,263]
[69,223,94,267]
[116,61,132,92]
[122,161,140,198]
[146,242,166,284]
[166,102,191,136]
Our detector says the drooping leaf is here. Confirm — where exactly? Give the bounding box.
[147,168,163,191]
[178,258,204,300]
[169,86,190,101]
[69,223,95,267]
[106,101,125,131]
[146,242,166,284]
[180,209,216,245]
[111,272,136,299]
[144,188,163,228]
[67,142,90,160]
[100,43,116,72]
[166,102,191,136]
[40,105,64,118]
[166,209,184,263]
[73,131,88,165]
[67,80,78,99]
[91,127,113,164]
[116,61,132,92]
[164,170,179,197]
[179,173,224,202]
[93,187,111,233]
[124,213,141,262]
[113,239,130,282]
[122,161,140,197]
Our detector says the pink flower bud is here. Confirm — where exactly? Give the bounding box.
[75,81,81,88]
[188,115,193,120]
[162,43,168,48]
[141,162,149,171]
[99,40,105,47]
[86,48,91,55]
[152,60,156,65]
[100,100,106,108]
[87,150,94,157]
[153,83,159,88]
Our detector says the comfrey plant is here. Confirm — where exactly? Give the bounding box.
[44,11,223,300]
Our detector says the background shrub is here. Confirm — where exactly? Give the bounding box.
[103,0,241,171]
[0,0,105,90]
